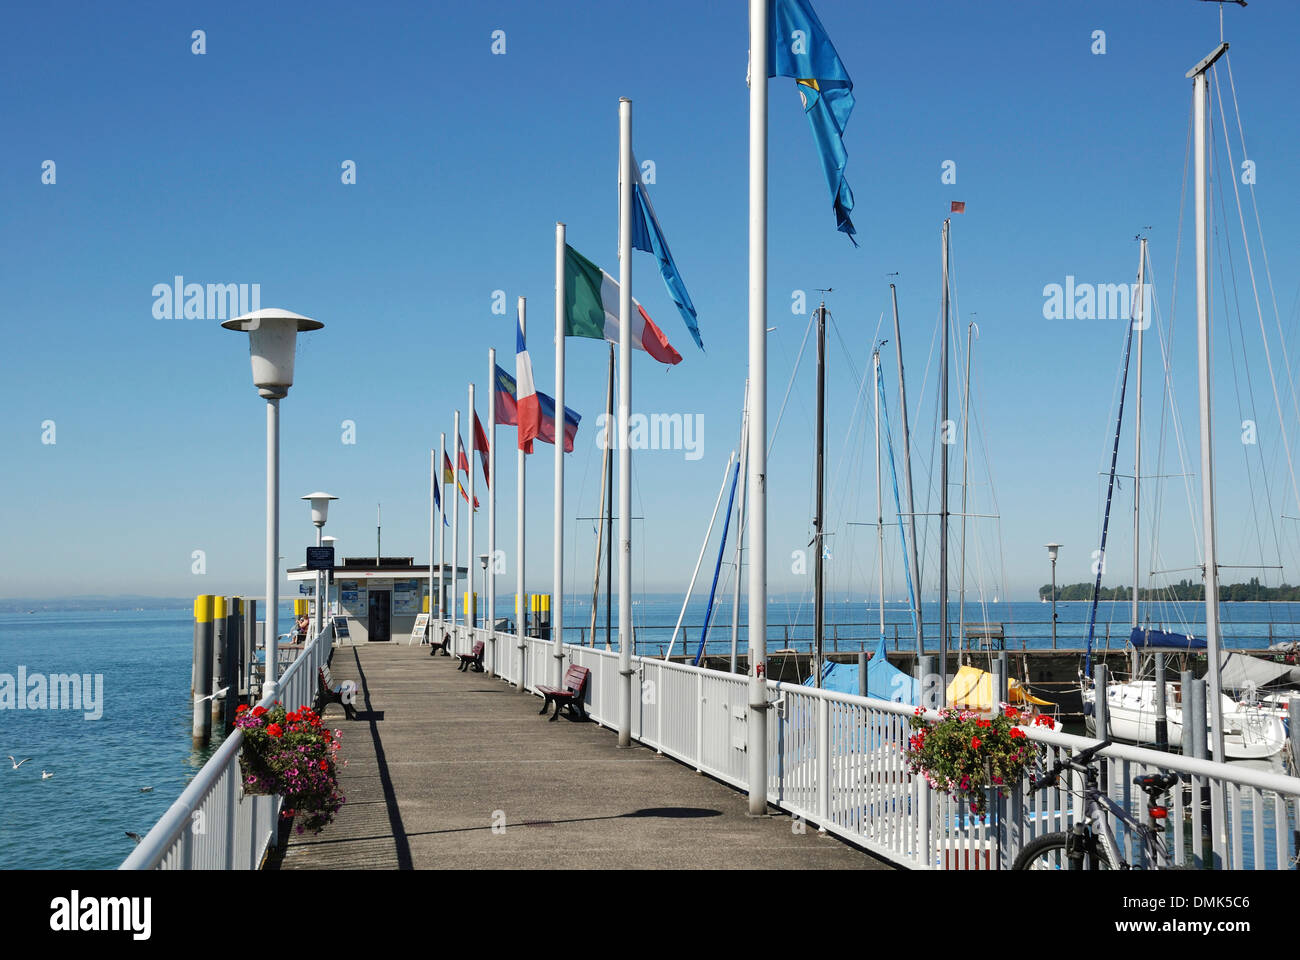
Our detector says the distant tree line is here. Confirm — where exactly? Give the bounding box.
[1039,577,1300,602]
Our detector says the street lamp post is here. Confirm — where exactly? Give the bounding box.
[1046,542,1061,650]
[479,554,489,629]
[302,493,338,638]
[223,308,323,700]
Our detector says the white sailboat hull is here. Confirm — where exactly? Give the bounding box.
[1083,680,1287,760]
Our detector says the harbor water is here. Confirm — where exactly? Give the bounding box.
[1,600,1295,868]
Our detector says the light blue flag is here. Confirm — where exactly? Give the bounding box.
[630,171,704,352]
[768,0,857,244]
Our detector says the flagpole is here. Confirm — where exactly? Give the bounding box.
[452,411,461,653]
[468,383,478,636]
[617,97,634,748]
[439,432,446,635]
[516,296,528,692]
[554,221,567,686]
[746,0,769,815]
[436,447,441,640]
[488,347,497,677]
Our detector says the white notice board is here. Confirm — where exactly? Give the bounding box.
[409,613,430,645]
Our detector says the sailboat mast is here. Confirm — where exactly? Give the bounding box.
[1189,42,1228,764]
[731,379,750,673]
[959,320,976,664]
[874,347,885,642]
[890,284,924,655]
[814,300,827,688]
[1132,237,1147,629]
[588,344,614,645]
[939,220,951,694]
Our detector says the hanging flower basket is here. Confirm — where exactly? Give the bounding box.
[235,702,346,834]
[906,705,1054,817]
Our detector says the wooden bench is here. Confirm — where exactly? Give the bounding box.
[536,664,591,722]
[457,640,485,673]
[964,622,1005,651]
[429,630,453,657]
[317,666,357,720]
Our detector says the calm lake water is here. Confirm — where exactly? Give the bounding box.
[1,599,1294,868]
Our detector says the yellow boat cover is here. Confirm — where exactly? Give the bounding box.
[946,665,1053,709]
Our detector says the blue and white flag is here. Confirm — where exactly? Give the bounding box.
[768,0,857,244]
[629,156,703,352]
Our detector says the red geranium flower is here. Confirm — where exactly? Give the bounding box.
[236,704,248,714]
[251,705,267,718]
[1009,727,1027,739]
[266,723,283,738]
[970,736,982,750]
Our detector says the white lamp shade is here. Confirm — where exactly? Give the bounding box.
[302,491,338,526]
[222,309,323,399]
[1045,542,1061,562]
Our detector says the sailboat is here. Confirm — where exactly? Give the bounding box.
[1081,36,1291,761]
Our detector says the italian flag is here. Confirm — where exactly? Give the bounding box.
[564,245,682,365]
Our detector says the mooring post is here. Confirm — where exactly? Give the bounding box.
[1094,663,1109,740]
[212,596,228,728]
[1154,653,1168,751]
[918,655,938,711]
[995,652,1009,706]
[1290,700,1300,772]
[1188,676,1212,867]
[192,595,214,748]
[1180,669,1194,756]
[858,651,868,699]
[244,599,257,701]
[225,598,241,729]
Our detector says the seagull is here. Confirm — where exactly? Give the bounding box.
[7,756,32,770]
[41,770,54,779]
[125,832,143,844]
[194,686,230,704]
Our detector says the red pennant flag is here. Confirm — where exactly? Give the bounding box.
[950,201,966,213]
[457,433,471,478]
[472,412,490,488]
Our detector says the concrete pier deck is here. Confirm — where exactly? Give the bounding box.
[272,643,893,870]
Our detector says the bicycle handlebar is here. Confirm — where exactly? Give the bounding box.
[1031,738,1113,792]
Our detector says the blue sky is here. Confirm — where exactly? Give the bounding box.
[3,0,1300,605]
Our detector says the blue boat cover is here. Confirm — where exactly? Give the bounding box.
[803,636,918,704]
[1129,627,1206,650]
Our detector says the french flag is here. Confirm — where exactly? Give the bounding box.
[494,364,580,453]
[515,316,541,454]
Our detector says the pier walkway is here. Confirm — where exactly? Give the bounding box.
[272,643,890,870]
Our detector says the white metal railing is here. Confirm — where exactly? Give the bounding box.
[468,628,1300,870]
[120,622,335,870]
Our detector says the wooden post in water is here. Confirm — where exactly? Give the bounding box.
[1180,670,1194,756]
[192,595,214,748]
[212,596,227,728]
[225,598,241,729]
[243,599,257,701]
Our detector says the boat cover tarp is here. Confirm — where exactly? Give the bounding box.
[946,664,1054,709]
[1129,627,1206,650]
[803,637,918,704]
[1218,651,1300,690]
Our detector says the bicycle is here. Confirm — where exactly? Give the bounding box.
[1012,738,1181,870]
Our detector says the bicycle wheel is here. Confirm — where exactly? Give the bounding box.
[1012,831,1113,870]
